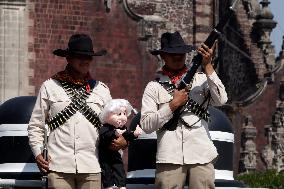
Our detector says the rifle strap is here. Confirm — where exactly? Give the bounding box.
[156,81,210,126]
[46,80,101,131]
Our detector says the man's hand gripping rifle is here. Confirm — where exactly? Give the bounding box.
[163,0,239,130]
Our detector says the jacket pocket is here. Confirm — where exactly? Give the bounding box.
[157,98,170,110]
[157,94,171,105]
[47,91,71,118]
[48,90,70,103]
[86,95,105,112]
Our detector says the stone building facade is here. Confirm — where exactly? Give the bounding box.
[0,0,283,174]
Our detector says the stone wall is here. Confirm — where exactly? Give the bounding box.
[26,0,156,108]
[0,1,33,103]
[0,0,283,174]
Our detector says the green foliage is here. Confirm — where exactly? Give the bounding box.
[236,170,284,189]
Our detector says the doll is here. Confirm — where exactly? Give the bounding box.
[99,99,142,189]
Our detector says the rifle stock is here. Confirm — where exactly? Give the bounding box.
[163,0,238,130]
[42,127,48,189]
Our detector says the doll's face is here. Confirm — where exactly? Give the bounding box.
[105,106,128,128]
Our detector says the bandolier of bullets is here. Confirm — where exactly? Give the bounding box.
[46,81,101,131]
[159,81,210,123]
[183,98,210,122]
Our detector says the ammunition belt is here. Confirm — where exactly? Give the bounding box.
[158,81,210,123]
[46,80,101,131]
[182,98,210,122]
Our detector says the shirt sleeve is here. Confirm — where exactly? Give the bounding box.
[140,82,173,134]
[27,83,49,157]
[98,81,112,107]
[206,71,228,106]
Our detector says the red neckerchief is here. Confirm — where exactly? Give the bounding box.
[161,65,188,84]
[51,66,93,93]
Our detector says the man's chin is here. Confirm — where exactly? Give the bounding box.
[172,64,186,71]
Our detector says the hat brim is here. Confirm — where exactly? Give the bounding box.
[53,49,107,57]
[150,45,195,55]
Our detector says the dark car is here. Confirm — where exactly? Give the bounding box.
[0,96,45,188]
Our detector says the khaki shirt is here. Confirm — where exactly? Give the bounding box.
[28,79,112,173]
[141,71,228,165]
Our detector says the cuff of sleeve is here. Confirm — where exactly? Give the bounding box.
[159,103,174,124]
[32,146,42,158]
[207,71,223,86]
[207,71,218,81]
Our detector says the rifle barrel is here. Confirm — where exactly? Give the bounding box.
[163,0,239,130]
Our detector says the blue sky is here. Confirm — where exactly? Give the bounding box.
[269,0,284,55]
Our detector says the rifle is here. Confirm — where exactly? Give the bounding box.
[41,127,48,189]
[163,0,239,130]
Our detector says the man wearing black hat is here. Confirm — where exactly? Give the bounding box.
[28,34,127,189]
[140,31,228,189]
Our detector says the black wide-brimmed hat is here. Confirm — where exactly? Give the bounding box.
[150,31,195,55]
[53,34,107,57]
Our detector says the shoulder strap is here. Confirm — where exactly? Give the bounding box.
[154,79,176,94]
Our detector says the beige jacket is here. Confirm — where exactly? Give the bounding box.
[141,71,228,165]
[28,79,112,173]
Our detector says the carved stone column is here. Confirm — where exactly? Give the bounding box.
[242,0,261,19]
[240,115,258,172]
[104,0,111,12]
[253,0,277,80]
[262,79,284,172]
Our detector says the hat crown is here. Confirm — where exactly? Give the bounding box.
[68,34,94,53]
[161,31,186,48]
[149,31,194,55]
[53,33,106,57]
